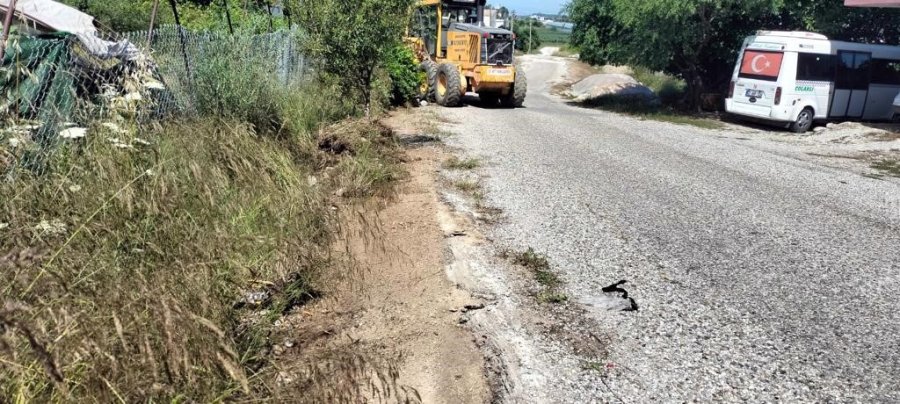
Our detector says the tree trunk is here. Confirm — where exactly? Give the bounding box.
[682,65,705,113]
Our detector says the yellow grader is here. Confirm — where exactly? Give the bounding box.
[408,0,526,108]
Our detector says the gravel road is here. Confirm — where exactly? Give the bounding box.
[439,52,900,402]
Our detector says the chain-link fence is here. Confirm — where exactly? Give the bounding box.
[0,26,311,176]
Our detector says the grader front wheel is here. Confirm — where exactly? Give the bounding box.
[420,60,438,102]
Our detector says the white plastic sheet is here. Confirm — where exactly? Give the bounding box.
[0,0,97,34]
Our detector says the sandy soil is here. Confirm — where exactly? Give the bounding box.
[267,110,490,403]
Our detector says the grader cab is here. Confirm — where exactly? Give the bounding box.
[409,0,526,108]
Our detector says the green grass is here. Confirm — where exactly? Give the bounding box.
[629,66,686,105]
[552,44,579,58]
[443,156,480,170]
[505,248,566,303]
[533,26,571,45]
[453,179,480,193]
[871,159,900,177]
[582,95,724,130]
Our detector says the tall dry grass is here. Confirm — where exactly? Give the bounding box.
[0,36,403,400]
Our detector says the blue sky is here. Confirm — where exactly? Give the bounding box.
[494,0,568,15]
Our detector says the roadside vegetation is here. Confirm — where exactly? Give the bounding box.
[871,159,900,178]
[567,0,900,111]
[0,0,418,401]
[504,248,568,304]
[444,156,481,170]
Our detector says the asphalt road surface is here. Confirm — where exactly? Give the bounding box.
[440,53,900,402]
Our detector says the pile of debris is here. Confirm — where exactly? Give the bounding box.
[565,73,659,104]
[0,0,166,144]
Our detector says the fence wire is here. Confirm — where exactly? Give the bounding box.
[0,26,311,176]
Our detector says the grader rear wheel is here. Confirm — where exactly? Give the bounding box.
[501,71,527,108]
[435,63,463,107]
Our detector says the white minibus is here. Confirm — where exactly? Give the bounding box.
[725,31,900,132]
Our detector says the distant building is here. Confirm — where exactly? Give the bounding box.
[545,21,574,33]
[483,7,507,28]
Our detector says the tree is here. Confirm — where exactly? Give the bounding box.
[570,0,781,109]
[293,0,414,116]
[59,0,280,33]
[569,0,900,109]
[512,18,541,52]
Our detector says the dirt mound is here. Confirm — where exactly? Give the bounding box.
[568,73,658,103]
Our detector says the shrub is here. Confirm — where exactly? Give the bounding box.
[384,45,424,106]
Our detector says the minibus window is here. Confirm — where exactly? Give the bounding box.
[739,50,783,81]
[871,59,900,85]
[796,53,835,82]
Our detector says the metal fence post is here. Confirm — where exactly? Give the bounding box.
[168,0,193,82]
[147,0,160,49]
[0,0,20,62]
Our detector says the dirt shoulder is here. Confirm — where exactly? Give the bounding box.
[267,109,490,403]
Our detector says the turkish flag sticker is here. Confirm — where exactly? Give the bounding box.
[740,50,784,78]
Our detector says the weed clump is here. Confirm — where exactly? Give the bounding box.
[443,156,480,170]
[505,248,567,303]
[871,159,900,177]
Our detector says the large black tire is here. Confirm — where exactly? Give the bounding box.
[501,70,527,108]
[435,63,463,107]
[420,60,438,103]
[790,107,814,133]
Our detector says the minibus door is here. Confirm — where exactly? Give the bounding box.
[830,51,872,119]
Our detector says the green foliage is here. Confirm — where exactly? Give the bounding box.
[568,0,900,108]
[384,45,424,106]
[58,0,286,33]
[512,19,542,52]
[534,26,571,45]
[293,0,415,115]
[630,66,685,105]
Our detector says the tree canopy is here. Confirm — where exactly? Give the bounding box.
[568,0,900,108]
[59,0,283,33]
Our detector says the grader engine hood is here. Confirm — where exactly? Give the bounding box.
[449,23,515,65]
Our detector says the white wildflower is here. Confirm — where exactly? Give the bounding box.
[59,127,87,139]
[124,92,143,102]
[34,219,67,236]
[143,80,165,90]
[69,184,82,192]
[144,169,155,176]
[101,122,125,133]
[8,138,20,148]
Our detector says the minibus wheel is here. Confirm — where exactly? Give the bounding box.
[791,107,814,133]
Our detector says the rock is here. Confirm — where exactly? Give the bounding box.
[234,290,271,310]
[420,100,429,107]
[813,126,827,133]
[284,340,295,348]
[334,188,346,197]
[462,303,485,312]
[569,73,658,103]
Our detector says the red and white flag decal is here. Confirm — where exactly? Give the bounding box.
[740,51,784,78]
